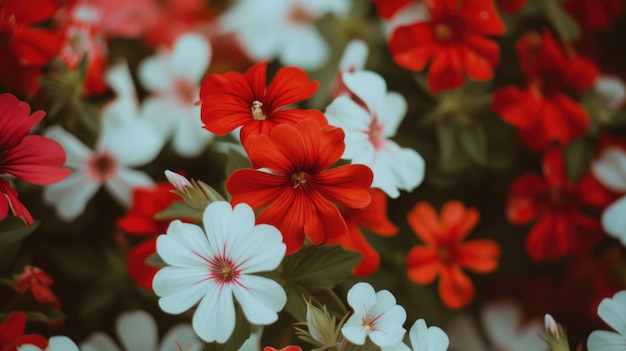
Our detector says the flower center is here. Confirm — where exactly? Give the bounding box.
[211,258,236,282]
[435,23,454,42]
[288,5,314,25]
[436,246,452,264]
[87,152,117,181]
[251,100,266,120]
[368,118,384,149]
[175,79,198,105]
[291,171,308,189]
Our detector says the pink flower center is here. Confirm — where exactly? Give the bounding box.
[175,79,198,105]
[87,152,117,181]
[251,100,266,120]
[435,23,454,42]
[210,257,238,283]
[288,5,314,25]
[368,118,384,149]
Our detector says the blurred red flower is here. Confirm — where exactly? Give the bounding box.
[406,200,500,309]
[0,93,70,225]
[0,311,47,351]
[497,0,527,13]
[492,29,598,151]
[14,266,62,311]
[389,0,505,93]
[199,61,327,148]
[327,189,398,276]
[118,182,182,289]
[227,119,373,254]
[507,146,603,261]
[371,0,413,19]
[565,0,623,32]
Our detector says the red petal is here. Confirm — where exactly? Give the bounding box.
[491,86,541,129]
[265,66,319,110]
[460,0,506,35]
[2,0,57,25]
[244,61,268,99]
[351,189,398,236]
[438,266,475,309]
[1,135,70,185]
[227,169,286,210]
[461,46,493,82]
[256,190,305,254]
[0,94,44,148]
[304,190,348,242]
[428,47,464,93]
[389,23,437,72]
[127,238,159,290]
[455,239,500,273]
[10,29,61,66]
[542,146,567,188]
[507,174,546,224]
[0,311,26,344]
[270,109,328,128]
[327,222,381,276]
[0,179,33,226]
[525,211,570,262]
[441,200,479,242]
[245,133,293,174]
[407,246,440,284]
[407,202,441,244]
[315,165,373,209]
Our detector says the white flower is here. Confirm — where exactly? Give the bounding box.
[341,282,407,347]
[43,62,165,220]
[447,300,545,351]
[595,76,626,113]
[152,201,287,343]
[588,290,626,351]
[220,0,350,70]
[19,336,79,351]
[329,39,369,99]
[383,1,428,38]
[80,310,202,351]
[325,70,425,198]
[139,33,213,157]
[591,147,626,245]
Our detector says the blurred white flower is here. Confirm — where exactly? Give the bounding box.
[152,201,287,343]
[325,70,425,198]
[80,310,201,351]
[341,282,407,347]
[591,147,626,246]
[139,33,214,157]
[595,76,626,112]
[388,319,449,351]
[19,336,79,351]
[447,300,545,351]
[587,290,626,351]
[329,39,369,99]
[220,0,350,70]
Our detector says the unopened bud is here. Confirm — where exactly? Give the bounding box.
[165,170,191,193]
[545,314,559,338]
[544,314,570,351]
[295,298,346,349]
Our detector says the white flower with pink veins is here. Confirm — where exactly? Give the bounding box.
[325,70,425,198]
[220,0,350,70]
[152,201,287,343]
[139,33,214,157]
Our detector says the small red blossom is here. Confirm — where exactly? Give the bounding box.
[0,311,47,351]
[14,266,61,311]
[492,29,598,151]
[226,119,373,254]
[507,146,603,261]
[0,93,71,225]
[406,200,500,309]
[371,0,413,19]
[118,182,183,289]
[565,0,623,32]
[199,61,327,148]
[327,189,398,276]
[389,0,505,93]
[58,23,108,95]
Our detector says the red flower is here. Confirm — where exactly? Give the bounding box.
[389,0,505,93]
[14,266,62,311]
[565,0,623,32]
[226,119,373,254]
[406,200,499,309]
[371,0,413,19]
[326,189,398,276]
[0,93,70,225]
[492,29,598,151]
[0,311,47,351]
[264,347,302,351]
[497,0,527,13]
[507,146,603,261]
[199,61,327,147]
[118,182,182,289]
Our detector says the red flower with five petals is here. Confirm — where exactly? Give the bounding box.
[507,146,603,261]
[406,200,500,309]
[0,93,70,225]
[327,189,398,276]
[200,61,327,148]
[226,119,373,254]
[492,29,598,151]
[389,0,505,93]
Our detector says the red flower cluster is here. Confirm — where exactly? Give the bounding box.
[507,147,603,261]
[0,311,47,351]
[0,94,70,225]
[406,200,500,309]
[389,0,506,93]
[492,29,598,151]
[565,0,623,32]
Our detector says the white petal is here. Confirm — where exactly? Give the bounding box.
[598,291,626,336]
[587,330,626,351]
[381,92,407,137]
[171,105,213,157]
[279,26,329,70]
[159,324,203,351]
[338,39,368,72]
[595,76,626,112]
[347,282,377,317]
[138,52,173,93]
[508,322,545,351]
[325,96,371,132]
[369,304,407,347]
[343,71,387,117]
[481,301,520,347]
[157,221,213,267]
[172,33,212,83]
[140,97,179,138]
[48,336,80,351]
[43,171,100,221]
[104,167,154,207]
[80,333,122,351]
[106,61,137,99]
[192,283,236,343]
[602,196,626,246]
[116,310,158,351]
[409,319,449,351]
[153,266,212,313]
[238,325,263,351]
[369,143,425,198]
[17,346,42,351]
[43,126,91,168]
[203,201,252,259]
[592,147,626,192]
[341,323,369,345]
[233,275,286,325]
[232,224,285,273]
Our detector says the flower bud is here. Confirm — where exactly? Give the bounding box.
[544,314,570,351]
[165,170,191,193]
[295,299,346,350]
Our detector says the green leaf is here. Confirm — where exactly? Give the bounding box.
[285,283,313,322]
[459,122,488,166]
[565,139,593,181]
[544,0,580,41]
[0,217,39,245]
[73,100,100,135]
[145,253,167,269]
[205,302,251,351]
[282,245,361,291]
[437,122,456,166]
[225,148,252,178]
[155,201,203,222]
